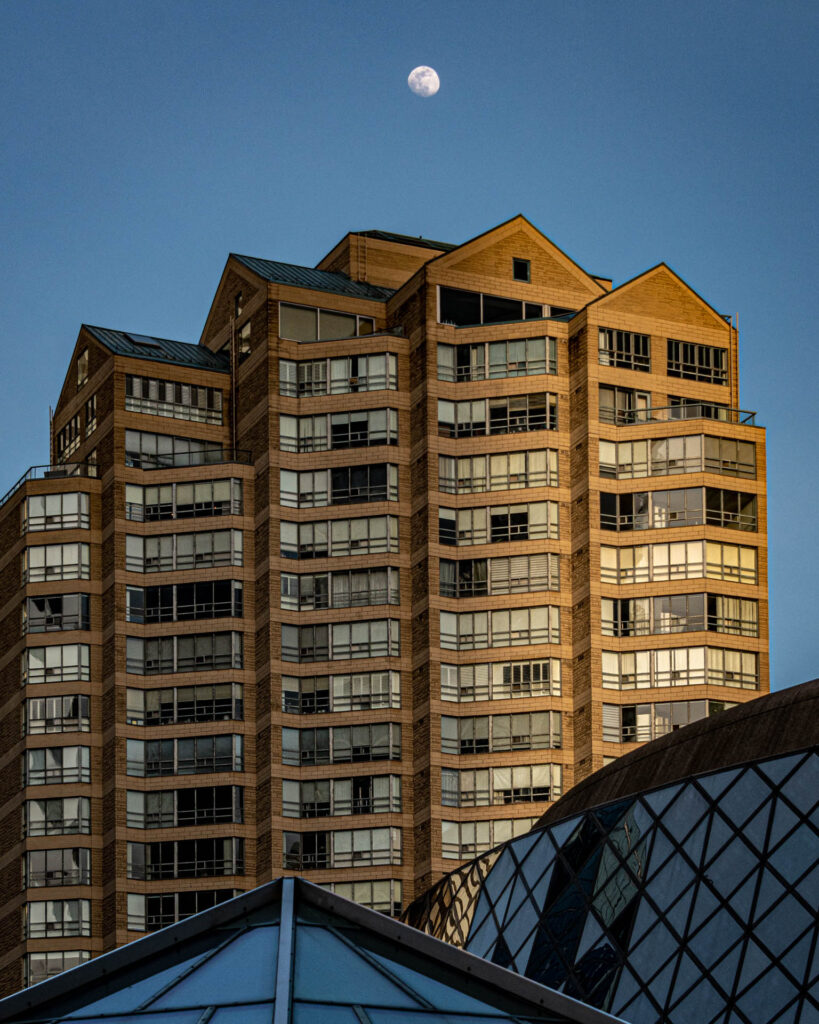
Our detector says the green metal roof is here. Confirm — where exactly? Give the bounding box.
[232,254,395,300]
[85,325,230,372]
[356,229,458,251]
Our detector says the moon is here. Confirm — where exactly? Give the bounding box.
[408,66,440,97]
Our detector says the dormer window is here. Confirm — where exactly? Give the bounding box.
[513,258,531,282]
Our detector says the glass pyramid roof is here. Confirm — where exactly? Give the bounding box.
[0,879,626,1024]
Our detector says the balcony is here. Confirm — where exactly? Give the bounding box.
[600,404,758,427]
[0,463,97,511]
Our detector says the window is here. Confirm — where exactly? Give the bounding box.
[76,349,89,389]
[281,619,400,662]
[440,712,561,754]
[25,951,90,988]
[23,594,89,635]
[438,286,544,326]
[280,464,399,508]
[439,554,559,597]
[705,541,758,583]
[601,646,759,690]
[126,683,243,726]
[601,540,757,585]
[667,339,727,384]
[439,503,559,545]
[439,606,560,650]
[599,436,755,480]
[705,488,758,531]
[24,746,90,785]
[22,644,90,685]
[234,292,243,317]
[602,699,737,743]
[438,394,557,437]
[441,764,561,807]
[125,479,243,522]
[602,593,758,637]
[281,723,401,766]
[512,258,530,281]
[280,566,400,610]
[124,431,225,469]
[84,394,97,436]
[127,838,244,880]
[238,321,251,359]
[23,492,90,532]
[279,353,397,396]
[599,386,650,424]
[281,515,398,560]
[282,827,401,870]
[125,632,243,675]
[669,396,730,421]
[126,786,243,828]
[55,414,82,462]
[126,530,243,573]
[438,449,558,494]
[437,338,556,382]
[23,543,90,582]
[126,580,243,623]
[441,818,537,859]
[282,775,401,818]
[282,671,401,714]
[125,375,223,424]
[126,734,244,777]
[128,890,239,933]
[25,899,91,938]
[24,848,90,887]
[440,659,561,702]
[24,696,90,734]
[321,880,402,917]
[279,408,398,452]
[600,488,707,531]
[279,303,375,342]
[25,797,91,836]
[598,328,650,372]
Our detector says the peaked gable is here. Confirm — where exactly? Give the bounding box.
[589,263,731,331]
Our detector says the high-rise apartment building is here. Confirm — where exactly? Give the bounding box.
[0,216,768,994]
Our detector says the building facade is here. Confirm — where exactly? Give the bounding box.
[0,216,768,993]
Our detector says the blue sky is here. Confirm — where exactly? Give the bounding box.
[0,0,816,688]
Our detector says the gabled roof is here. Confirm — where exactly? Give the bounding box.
[0,877,625,1024]
[232,254,395,300]
[84,325,230,372]
[355,229,458,252]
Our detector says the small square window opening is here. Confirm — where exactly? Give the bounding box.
[513,259,531,282]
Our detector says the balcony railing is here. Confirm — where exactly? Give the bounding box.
[0,463,97,511]
[600,404,758,426]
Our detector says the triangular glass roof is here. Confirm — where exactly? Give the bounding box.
[0,879,626,1024]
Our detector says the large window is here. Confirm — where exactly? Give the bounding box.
[439,606,560,650]
[281,723,401,766]
[437,394,557,437]
[23,594,89,634]
[282,828,401,870]
[24,848,91,887]
[125,530,243,573]
[602,699,737,743]
[438,286,545,326]
[667,340,728,384]
[441,764,562,807]
[125,479,243,522]
[598,436,755,480]
[124,431,225,469]
[598,328,650,372]
[23,543,90,582]
[127,838,244,879]
[320,880,402,917]
[279,302,375,341]
[23,492,89,532]
[279,353,397,396]
[440,712,561,754]
[280,515,398,559]
[22,644,90,684]
[440,659,561,702]
[282,671,401,713]
[25,899,91,938]
[598,386,651,425]
[438,450,558,494]
[600,488,757,532]
[126,375,223,424]
[601,647,759,690]
[25,952,90,988]
[281,619,400,662]
[127,890,239,933]
[280,464,399,508]
[601,593,758,637]
[281,567,400,610]
[125,580,243,623]
[439,502,559,545]
[24,696,90,734]
[55,414,82,462]
[126,734,244,777]
[126,684,243,726]
[439,554,559,597]
[126,786,243,828]
[600,541,757,584]
[24,746,90,785]
[282,775,401,818]
[279,408,398,452]
[441,818,537,859]
[25,797,91,836]
[437,338,556,381]
[125,632,243,675]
